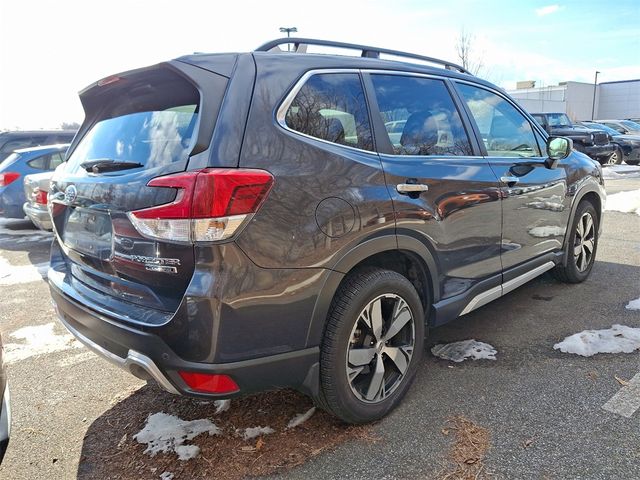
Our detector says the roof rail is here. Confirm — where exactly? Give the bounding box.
[254,37,471,75]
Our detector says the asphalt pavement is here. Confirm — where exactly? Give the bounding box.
[0,167,638,480]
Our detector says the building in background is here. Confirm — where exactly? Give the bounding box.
[507,79,640,121]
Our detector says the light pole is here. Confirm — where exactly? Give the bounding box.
[279,27,298,52]
[591,70,600,120]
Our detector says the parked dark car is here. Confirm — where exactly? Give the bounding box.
[49,38,605,423]
[0,144,69,220]
[0,130,75,162]
[531,113,615,164]
[581,121,640,165]
[0,332,10,463]
[595,119,640,136]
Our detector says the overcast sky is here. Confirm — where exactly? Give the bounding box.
[1,0,638,130]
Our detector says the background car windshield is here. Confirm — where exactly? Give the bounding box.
[546,114,572,127]
[66,105,198,174]
[585,123,620,136]
[621,120,640,129]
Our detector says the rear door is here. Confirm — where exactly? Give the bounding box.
[49,63,228,322]
[364,72,503,304]
[453,82,570,274]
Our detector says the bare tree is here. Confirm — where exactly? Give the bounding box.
[60,121,80,130]
[456,29,484,75]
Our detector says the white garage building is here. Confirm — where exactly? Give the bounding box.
[507,79,640,121]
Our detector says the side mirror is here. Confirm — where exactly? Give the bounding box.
[545,136,572,168]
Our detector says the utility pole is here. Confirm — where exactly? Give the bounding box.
[591,71,600,120]
[279,27,298,52]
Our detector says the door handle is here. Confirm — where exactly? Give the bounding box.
[396,183,429,194]
[500,176,519,185]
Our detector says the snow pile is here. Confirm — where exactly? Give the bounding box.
[602,165,640,179]
[431,340,497,362]
[626,297,640,311]
[554,325,640,356]
[4,322,82,364]
[0,256,48,285]
[214,399,231,415]
[528,225,565,238]
[242,426,275,440]
[134,412,221,461]
[605,190,640,215]
[286,407,316,429]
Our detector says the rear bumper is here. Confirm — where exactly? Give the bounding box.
[50,280,320,398]
[23,202,52,230]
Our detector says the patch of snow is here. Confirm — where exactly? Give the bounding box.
[0,256,48,285]
[134,412,220,461]
[554,325,640,357]
[4,322,82,364]
[626,297,640,311]
[160,473,174,480]
[431,339,497,363]
[286,407,316,429]
[603,164,640,179]
[605,190,640,215]
[528,225,565,238]
[242,426,275,440]
[214,399,230,415]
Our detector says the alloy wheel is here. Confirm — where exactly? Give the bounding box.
[574,212,595,272]
[345,293,415,404]
[605,150,619,166]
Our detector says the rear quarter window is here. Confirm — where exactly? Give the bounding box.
[284,73,374,152]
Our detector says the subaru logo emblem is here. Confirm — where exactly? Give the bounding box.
[64,185,77,204]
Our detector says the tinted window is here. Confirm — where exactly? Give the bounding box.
[457,84,541,157]
[371,75,472,156]
[285,73,373,151]
[28,153,50,170]
[66,104,198,173]
[49,152,65,169]
[0,138,33,154]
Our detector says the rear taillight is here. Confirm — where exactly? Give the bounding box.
[178,371,239,394]
[34,188,48,205]
[0,172,20,187]
[128,168,274,243]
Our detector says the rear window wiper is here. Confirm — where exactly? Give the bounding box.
[80,159,143,173]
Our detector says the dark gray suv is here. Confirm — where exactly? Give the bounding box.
[49,39,605,423]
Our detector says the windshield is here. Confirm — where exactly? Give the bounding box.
[621,120,640,130]
[66,105,199,175]
[546,113,572,127]
[584,123,619,136]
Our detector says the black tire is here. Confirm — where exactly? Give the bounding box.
[553,201,599,283]
[605,147,623,166]
[316,267,425,424]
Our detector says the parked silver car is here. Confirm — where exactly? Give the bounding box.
[23,171,54,230]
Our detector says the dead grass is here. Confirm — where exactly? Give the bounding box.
[79,384,371,480]
[438,415,491,480]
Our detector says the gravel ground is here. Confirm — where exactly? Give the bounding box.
[0,166,638,480]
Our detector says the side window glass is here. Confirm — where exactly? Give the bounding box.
[457,83,541,157]
[370,75,473,156]
[28,153,50,170]
[0,138,33,154]
[49,152,65,169]
[285,73,373,151]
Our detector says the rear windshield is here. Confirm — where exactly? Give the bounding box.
[66,72,200,174]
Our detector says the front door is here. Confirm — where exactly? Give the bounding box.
[453,82,570,274]
[364,73,503,303]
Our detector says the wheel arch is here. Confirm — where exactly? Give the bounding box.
[304,233,439,349]
[561,180,604,266]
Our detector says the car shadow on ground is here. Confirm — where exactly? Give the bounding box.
[0,218,53,265]
[77,383,371,480]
